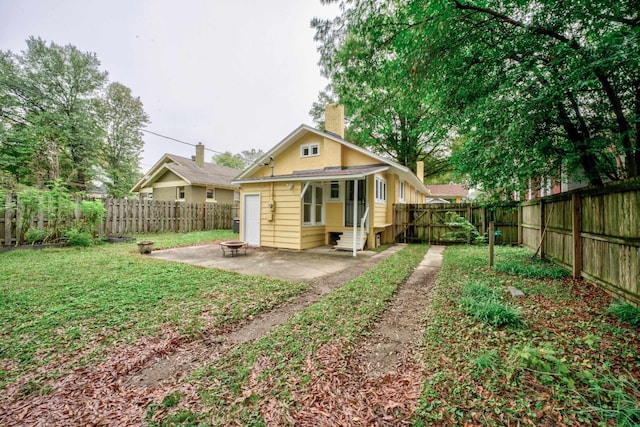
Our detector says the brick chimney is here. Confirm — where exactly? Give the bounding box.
[325,103,345,139]
[195,143,205,167]
[416,160,424,183]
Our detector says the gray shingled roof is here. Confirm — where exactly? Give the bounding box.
[161,154,240,188]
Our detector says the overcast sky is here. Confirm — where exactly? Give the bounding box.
[0,0,339,169]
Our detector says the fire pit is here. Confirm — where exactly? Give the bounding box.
[220,240,248,257]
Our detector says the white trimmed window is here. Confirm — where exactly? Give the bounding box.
[177,186,185,200]
[329,181,340,201]
[303,184,324,225]
[375,176,387,203]
[300,143,320,157]
[399,181,405,203]
[206,188,215,201]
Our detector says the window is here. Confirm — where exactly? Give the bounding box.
[375,176,387,203]
[300,143,320,157]
[206,188,215,201]
[303,184,323,225]
[329,181,340,200]
[177,186,185,200]
[399,181,405,202]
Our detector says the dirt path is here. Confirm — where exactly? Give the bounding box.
[129,245,405,386]
[292,245,445,425]
[357,245,445,377]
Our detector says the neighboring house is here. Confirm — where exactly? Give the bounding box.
[232,104,429,252]
[131,143,240,204]
[425,184,469,203]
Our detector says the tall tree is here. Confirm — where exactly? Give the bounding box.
[95,82,149,197]
[315,0,639,194]
[0,37,107,190]
[213,149,265,169]
[313,2,452,177]
[213,151,245,169]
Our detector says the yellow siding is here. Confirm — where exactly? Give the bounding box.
[301,226,326,249]
[374,202,388,227]
[240,181,302,249]
[323,137,342,165]
[325,201,343,228]
[342,146,378,166]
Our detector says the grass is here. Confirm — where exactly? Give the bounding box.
[0,230,309,389]
[415,245,640,426]
[494,246,570,279]
[459,281,523,328]
[607,300,640,326]
[4,238,638,425]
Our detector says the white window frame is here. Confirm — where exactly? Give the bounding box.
[329,181,340,201]
[375,175,387,204]
[399,181,405,203]
[302,183,324,225]
[300,143,320,158]
[177,186,185,200]
[206,187,216,202]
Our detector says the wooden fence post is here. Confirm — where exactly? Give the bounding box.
[517,204,523,245]
[572,193,583,278]
[489,221,495,268]
[539,199,545,259]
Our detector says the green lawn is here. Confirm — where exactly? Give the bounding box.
[415,245,640,426]
[2,238,638,426]
[0,230,308,389]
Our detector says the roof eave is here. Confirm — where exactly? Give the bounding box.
[233,166,389,185]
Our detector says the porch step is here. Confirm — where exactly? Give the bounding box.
[335,230,367,251]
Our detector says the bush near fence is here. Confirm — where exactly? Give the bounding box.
[394,180,639,306]
[1,197,238,246]
[393,203,519,245]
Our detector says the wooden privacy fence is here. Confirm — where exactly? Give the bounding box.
[101,199,238,236]
[393,203,519,244]
[521,179,640,305]
[0,198,238,246]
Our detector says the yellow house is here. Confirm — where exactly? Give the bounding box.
[232,104,429,253]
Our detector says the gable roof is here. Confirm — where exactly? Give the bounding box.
[233,124,428,193]
[426,184,469,198]
[131,153,240,192]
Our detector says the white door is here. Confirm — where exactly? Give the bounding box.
[243,194,260,246]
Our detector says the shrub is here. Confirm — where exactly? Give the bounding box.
[495,256,569,279]
[442,211,481,243]
[65,228,94,247]
[607,301,640,326]
[78,200,106,235]
[459,281,522,328]
[24,228,50,244]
